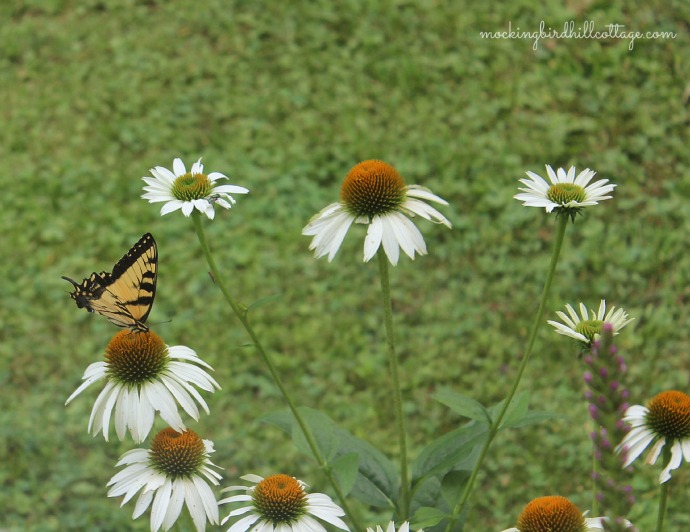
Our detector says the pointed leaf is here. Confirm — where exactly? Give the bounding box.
[331,452,359,496]
[412,423,488,482]
[432,390,492,424]
[292,408,338,461]
[501,391,529,428]
[261,408,398,508]
[502,409,562,429]
[440,470,471,509]
[411,507,450,529]
[247,293,283,313]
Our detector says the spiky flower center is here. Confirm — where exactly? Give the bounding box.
[149,428,206,479]
[340,160,407,218]
[646,391,690,440]
[105,330,167,384]
[252,474,307,524]
[547,183,586,206]
[172,172,213,201]
[515,496,587,532]
[575,319,603,343]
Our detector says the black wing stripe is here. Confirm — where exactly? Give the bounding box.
[63,233,157,332]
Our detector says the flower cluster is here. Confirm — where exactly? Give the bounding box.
[65,155,690,531]
[65,158,356,531]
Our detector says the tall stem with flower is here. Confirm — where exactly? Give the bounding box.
[617,390,690,532]
[303,159,451,521]
[142,157,361,529]
[377,250,410,518]
[448,165,616,529]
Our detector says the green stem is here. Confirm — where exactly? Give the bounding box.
[655,447,672,532]
[190,213,362,530]
[446,214,569,531]
[377,250,410,519]
[592,444,599,515]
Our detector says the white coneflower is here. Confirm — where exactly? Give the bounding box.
[617,390,690,483]
[65,330,220,443]
[142,157,248,219]
[367,521,422,532]
[514,165,615,218]
[107,428,222,531]
[220,473,349,531]
[500,496,632,531]
[548,300,633,347]
[302,160,451,265]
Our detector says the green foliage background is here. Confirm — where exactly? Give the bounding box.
[1,0,689,530]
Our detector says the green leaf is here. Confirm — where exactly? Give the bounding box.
[503,391,529,427]
[411,506,450,529]
[501,409,562,429]
[440,470,470,509]
[247,293,283,313]
[411,423,488,482]
[410,475,442,515]
[261,408,398,508]
[292,408,338,462]
[432,389,492,424]
[331,452,359,496]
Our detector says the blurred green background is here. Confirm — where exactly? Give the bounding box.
[1,0,689,530]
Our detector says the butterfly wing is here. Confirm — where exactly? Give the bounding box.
[62,233,158,332]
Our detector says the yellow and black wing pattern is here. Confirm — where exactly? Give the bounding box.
[62,233,158,333]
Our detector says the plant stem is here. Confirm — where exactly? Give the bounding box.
[592,445,599,515]
[446,214,569,531]
[191,213,362,530]
[377,250,411,520]
[655,447,671,532]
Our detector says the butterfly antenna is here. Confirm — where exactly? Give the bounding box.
[61,276,79,288]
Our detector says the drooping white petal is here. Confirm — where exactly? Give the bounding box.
[161,479,186,531]
[226,513,260,530]
[159,200,184,215]
[133,488,155,519]
[145,381,186,431]
[150,479,173,531]
[65,362,107,404]
[379,215,401,265]
[363,216,384,263]
[659,440,684,483]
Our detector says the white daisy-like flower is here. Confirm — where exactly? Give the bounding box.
[302,159,451,265]
[220,473,350,531]
[514,165,615,217]
[368,521,422,532]
[617,390,690,483]
[500,496,633,531]
[142,157,248,220]
[107,428,222,532]
[548,300,634,347]
[65,330,220,443]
